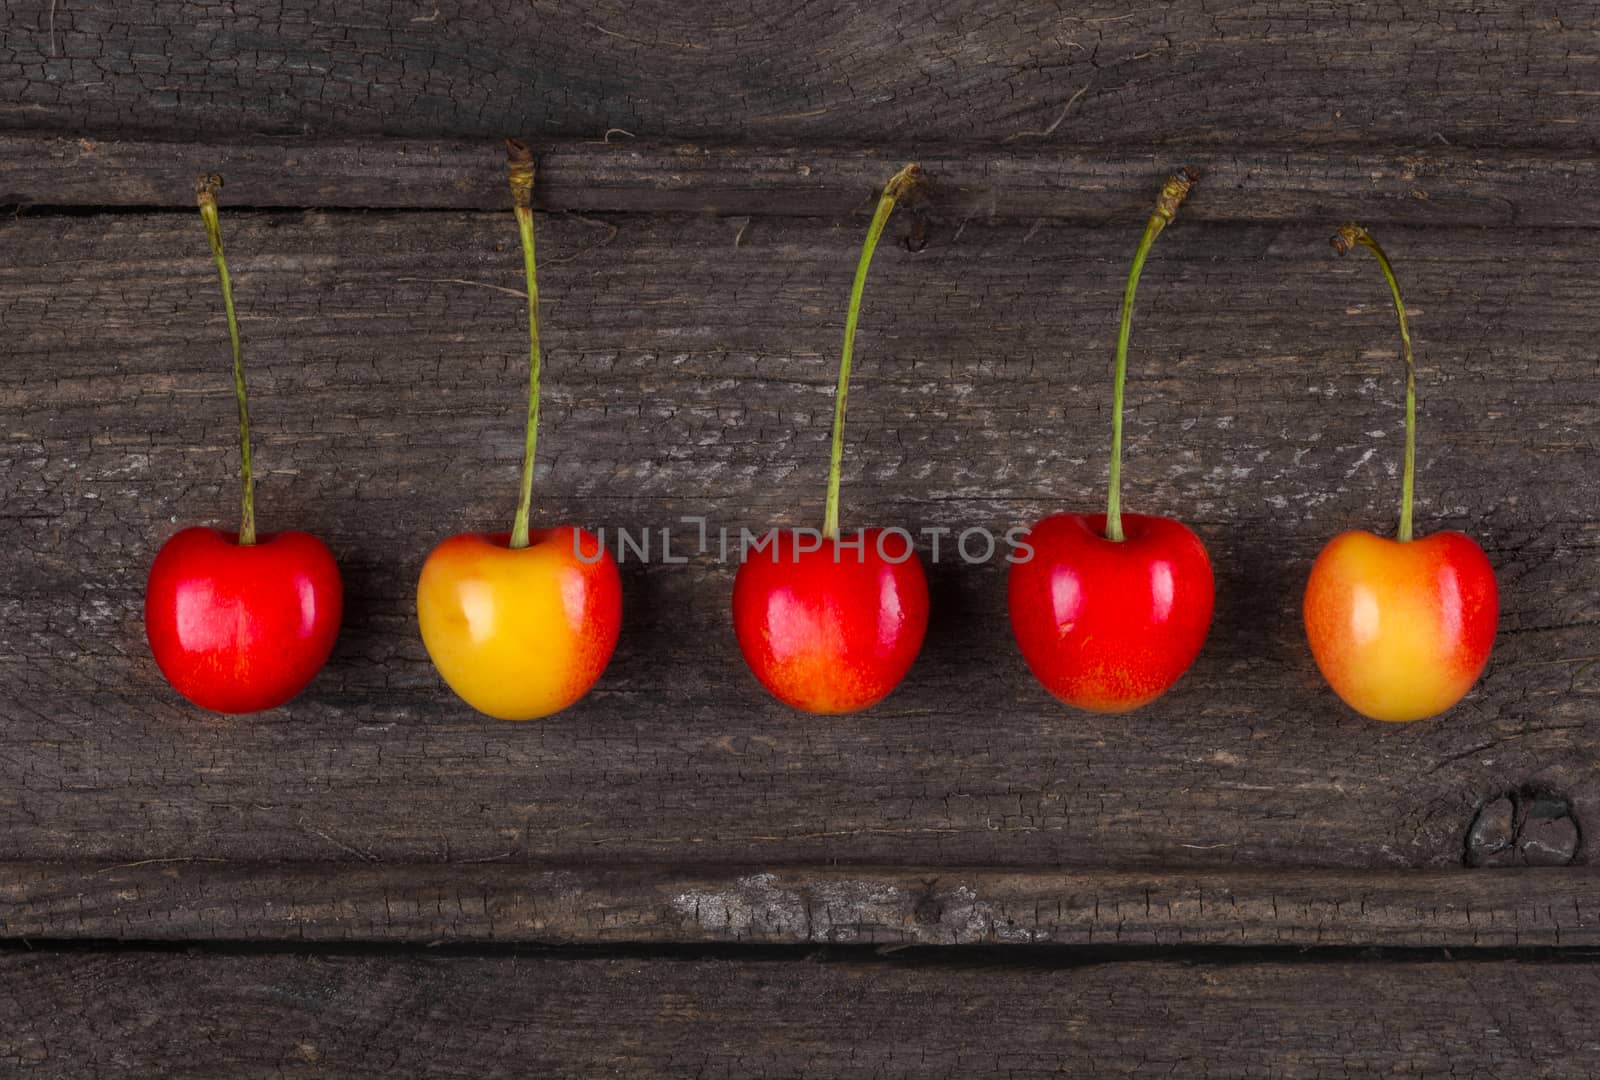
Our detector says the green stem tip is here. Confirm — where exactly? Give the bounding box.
[1332,223,1416,543]
[506,137,543,550]
[822,162,924,539]
[1104,167,1198,542]
[195,174,256,546]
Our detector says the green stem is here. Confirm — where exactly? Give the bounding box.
[1105,169,1197,542]
[506,138,543,550]
[195,175,255,546]
[822,163,922,539]
[1332,224,1415,543]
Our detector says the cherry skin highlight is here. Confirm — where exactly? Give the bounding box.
[733,530,928,714]
[1009,513,1213,713]
[417,527,621,721]
[146,527,343,714]
[1304,530,1496,723]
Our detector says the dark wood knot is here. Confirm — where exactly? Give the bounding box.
[1465,788,1581,867]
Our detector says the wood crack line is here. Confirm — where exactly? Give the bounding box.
[3,136,1598,226]
[1,862,1595,949]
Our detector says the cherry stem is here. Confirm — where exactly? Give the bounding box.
[195,175,256,546]
[506,138,543,550]
[1332,224,1415,543]
[1104,168,1198,542]
[822,163,922,540]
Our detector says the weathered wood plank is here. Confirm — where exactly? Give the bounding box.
[6,135,1599,227]
[4,862,1598,948]
[7,949,1600,1077]
[1,1,1597,150]
[0,210,1595,871]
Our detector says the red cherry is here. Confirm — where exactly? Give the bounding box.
[734,164,927,714]
[1009,513,1212,712]
[1007,170,1210,713]
[734,530,928,714]
[147,175,342,714]
[146,527,343,713]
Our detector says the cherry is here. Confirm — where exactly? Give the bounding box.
[1008,170,1214,713]
[732,165,930,714]
[417,140,622,720]
[145,176,343,714]
[733,528,928,714]
[1303,225,1498,722]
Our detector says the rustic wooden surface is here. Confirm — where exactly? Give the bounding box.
[1,207,1595,870]
[2,0,1599,1074]
[2,1,1597,149]
[8,948,1600,1078]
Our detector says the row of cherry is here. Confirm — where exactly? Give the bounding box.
[145,144,1498,725]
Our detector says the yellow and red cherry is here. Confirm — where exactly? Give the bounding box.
[731,165,929,714]
[1008,170,1214,713]
[145,176,343,714]
[416,140,622,720]
[417,527,620,721]
[1303,226,1498,722]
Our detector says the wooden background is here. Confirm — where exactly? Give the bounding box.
[2,1,1598,1075]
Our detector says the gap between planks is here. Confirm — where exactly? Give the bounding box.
[1,135,1594,225]
[1,861,1595,949]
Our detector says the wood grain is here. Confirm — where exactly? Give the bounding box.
[8,949,1600,1077]
[5,0,1599,1065]
[2,1,1597,150]
[4,861,1598,948]
[5,135,1600,227]
[0,208,1594,873]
